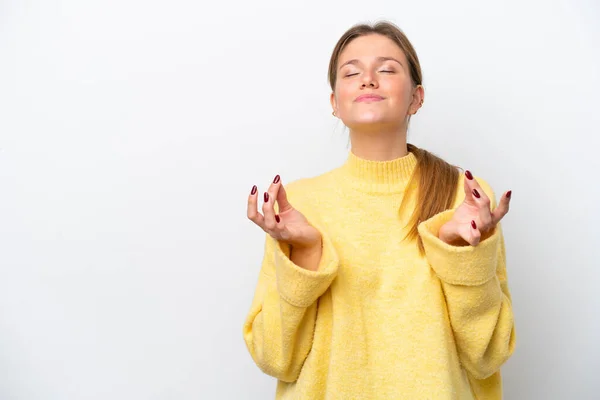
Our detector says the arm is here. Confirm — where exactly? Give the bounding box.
[417,185,516,380]
[242,225,339,382]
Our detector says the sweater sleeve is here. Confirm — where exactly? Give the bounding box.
[243,222,339,382]
[417,179,516,380]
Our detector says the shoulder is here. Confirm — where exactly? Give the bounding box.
[452,172,498,209]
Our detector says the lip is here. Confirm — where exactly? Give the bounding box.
[355,94,385,102]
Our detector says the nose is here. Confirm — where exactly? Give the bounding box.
[360,72,378,89]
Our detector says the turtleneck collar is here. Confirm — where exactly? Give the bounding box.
[339,150,418,194]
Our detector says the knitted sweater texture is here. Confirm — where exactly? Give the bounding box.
[243,150,516,399]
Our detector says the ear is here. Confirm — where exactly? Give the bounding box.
[409,85,425,115]
[330,92,337,114]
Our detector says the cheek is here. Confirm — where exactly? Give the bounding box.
[382,78,410,97]
[385,83,413,109]
[336,85,355,105]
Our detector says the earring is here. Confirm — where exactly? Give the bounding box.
[420,99,424,106]
[332,111,337,117]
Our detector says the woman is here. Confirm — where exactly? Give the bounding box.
[243,21,516,399]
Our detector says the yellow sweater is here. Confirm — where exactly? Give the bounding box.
[243,150,516,399]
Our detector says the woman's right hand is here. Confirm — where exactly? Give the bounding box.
[247,175,322,250]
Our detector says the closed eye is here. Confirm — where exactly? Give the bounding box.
[345,70,394,77]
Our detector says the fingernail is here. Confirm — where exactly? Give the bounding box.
[471,220,477,229]
[275,215,280,223]
[264,192,269,202]
[251,185,257,195]
[273,175,280,184]
[465,170,473,180]
[507,190,512,199]
[472,189,480,198]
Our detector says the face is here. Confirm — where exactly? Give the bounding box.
[330,34,423,130]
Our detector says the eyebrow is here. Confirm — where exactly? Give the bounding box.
[339,56,404,69]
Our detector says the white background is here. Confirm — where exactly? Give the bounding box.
[1,0,599,399]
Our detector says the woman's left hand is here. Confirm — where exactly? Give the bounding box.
[438,171,512,246]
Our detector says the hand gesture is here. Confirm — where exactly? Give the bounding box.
[438,171,512,246]
[247,175,322,249]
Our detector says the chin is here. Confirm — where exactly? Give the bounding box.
[345,112,395,130]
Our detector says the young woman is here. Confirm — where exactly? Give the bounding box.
[243,21,516,400]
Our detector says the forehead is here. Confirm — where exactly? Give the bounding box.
[338,34,406,65]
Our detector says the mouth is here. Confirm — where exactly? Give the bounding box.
[355,94,385,102]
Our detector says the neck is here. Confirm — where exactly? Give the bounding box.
[348,124,408,161]
[339,140,417,195]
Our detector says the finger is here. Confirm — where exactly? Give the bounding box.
[491,190,511,225]
[465,173,494,233]
[464,171,492,209]
[266,174,287,221]
[267,175,283,211]
[468,219,481,246]
[247,185,265,228]
[262,188,277,233]
[463,171,476,201]
[276,182,293,214]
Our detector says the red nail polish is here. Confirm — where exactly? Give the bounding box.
[471,220,477,229]
[275,215,280,223]
[507,190,512,199]
[273,175,280,184]
[465,170,473,180]
[264,192,269,202]
[251,185,257,195]
[472,189,480,198]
